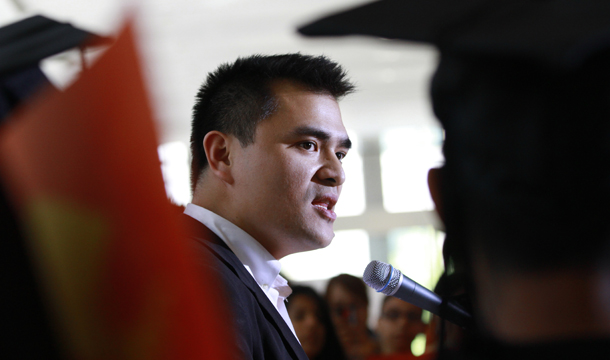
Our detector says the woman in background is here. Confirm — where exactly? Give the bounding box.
[287,285,347,360]
[369,296,430,360]
[325,274,380,360]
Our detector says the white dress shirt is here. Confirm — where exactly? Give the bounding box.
[184,203,298,340]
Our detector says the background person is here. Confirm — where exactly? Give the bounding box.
[326,273,380,360]
[287,285,347,360]
[375,297,426,358]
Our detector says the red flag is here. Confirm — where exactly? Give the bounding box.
[0,22,233,360]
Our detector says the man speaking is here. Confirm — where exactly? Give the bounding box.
[184,54,355,359]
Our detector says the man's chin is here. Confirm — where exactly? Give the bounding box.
[282,227,336,255]
[297,233,334,253]
[314,231,335,249]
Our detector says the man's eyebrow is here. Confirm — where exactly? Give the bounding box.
[292,126,352,149]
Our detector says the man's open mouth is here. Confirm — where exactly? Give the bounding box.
[312,195,338,220]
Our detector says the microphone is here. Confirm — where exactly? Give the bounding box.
[363,260,471,328]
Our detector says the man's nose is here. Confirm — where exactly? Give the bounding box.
[315,151,345,186]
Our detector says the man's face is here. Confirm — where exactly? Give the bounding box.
[229,81,350,259]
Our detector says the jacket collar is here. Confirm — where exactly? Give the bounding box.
[185,216,307,360]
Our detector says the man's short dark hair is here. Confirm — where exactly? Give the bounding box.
[189,53,355,192]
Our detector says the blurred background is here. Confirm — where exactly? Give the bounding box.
[1,0,444,352]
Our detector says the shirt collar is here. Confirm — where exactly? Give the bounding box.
[272,274,292,299]
[185,203,282,288]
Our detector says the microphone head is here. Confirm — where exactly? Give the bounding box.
[363,260,402,296]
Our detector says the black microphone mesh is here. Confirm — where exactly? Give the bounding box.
[363,260,401,295]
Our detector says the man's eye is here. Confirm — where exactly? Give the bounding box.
[336,152,346,161]
[300,141,316,151]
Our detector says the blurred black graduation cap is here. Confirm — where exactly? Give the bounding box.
[299,1,610,274]
[0,15,110,358]
[0,15,112,120]
[299,0,610,190]
[0,14,112,76]
[299,0,610,69]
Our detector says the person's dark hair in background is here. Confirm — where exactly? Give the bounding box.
[287,285,347,360]
[326,274,379,360]
[189,53,355,193]
[326,274,370,309]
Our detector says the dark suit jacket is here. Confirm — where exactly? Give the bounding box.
[186,216,308,360]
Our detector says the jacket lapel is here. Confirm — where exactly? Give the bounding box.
[187,217,307,360]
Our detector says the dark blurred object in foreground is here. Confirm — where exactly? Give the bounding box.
[0,15,112,76]
[0,15,108,358]
[300,1,610,359]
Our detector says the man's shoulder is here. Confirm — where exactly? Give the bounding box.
[184,215,263,304]
[184,215,240,276]
[183,215,307,360]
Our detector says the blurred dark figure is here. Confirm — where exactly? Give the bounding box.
[0,66,51,121]
[287,285,347,360]
[0,15,102,359]
[300,1,610,359]
[326,274,380,360]
[424,274,466,356]
[371,296,427,359]
[0,68,58,358]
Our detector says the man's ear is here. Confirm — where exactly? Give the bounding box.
[428,167,445,223]
[203,131,234,184]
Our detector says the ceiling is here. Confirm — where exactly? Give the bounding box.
[1,0,440,146]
